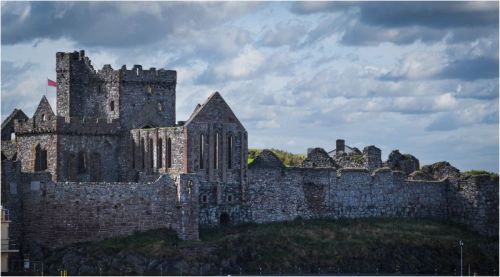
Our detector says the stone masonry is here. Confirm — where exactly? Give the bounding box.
[1,50,498,258]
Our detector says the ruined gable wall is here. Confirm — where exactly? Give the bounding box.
[19,173,199,249]
[186,121,248,226]
[247,168,449,223]
[119,66,176,129]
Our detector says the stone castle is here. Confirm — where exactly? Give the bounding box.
[1,51,498,255]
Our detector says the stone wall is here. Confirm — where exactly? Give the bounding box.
[57,134,121,182]
[448,175,499,236]
[1,160,23,251]
[16,134,58,180]
[247,167,447,223]
[55,50,176,130]
[120,66,176,129]
[130,126,186,175]
[16,173,199,249]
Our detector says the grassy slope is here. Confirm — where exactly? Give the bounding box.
[248,148,305,167]
[46,218,498,275]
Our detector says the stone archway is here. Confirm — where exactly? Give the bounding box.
[219,212,230,226]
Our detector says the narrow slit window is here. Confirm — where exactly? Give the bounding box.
[227,135,233,169]
[132,140,136,169]
[78,151,86,174]
[158,138,163,168]
[214,132,219,169]
[141,138,145,169]
[167,138,172,168]
[149,138,154,169]
[110,100,115,111]
[199,134,205,169]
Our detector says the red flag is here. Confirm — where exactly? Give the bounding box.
[47,79,57,87]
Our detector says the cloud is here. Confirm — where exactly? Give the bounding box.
[454,80,499,100]
[426,101,498,131]
[195,45,265,84]
[291,2,498,47]
[379,52,499,82]
[436,57,499,81]
[289,2,356,15]
[1,2,260,47]
[378,51,445,81]
[259,21,307,48]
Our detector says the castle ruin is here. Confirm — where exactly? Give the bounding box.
[1,51,498,255]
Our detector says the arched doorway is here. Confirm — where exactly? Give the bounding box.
[219,212,230,226]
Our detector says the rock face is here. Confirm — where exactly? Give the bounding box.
[249,149,284,168]
[302,148,336,168]
[386,150,420,175]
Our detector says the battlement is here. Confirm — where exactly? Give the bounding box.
[14,116,121,136]
[57,116,121,135]
[14,117,56,134]
[56,50,96,73]
[120,65,177,83]
[56,50,176,84]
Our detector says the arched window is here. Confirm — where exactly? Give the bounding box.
[199,134,205,169]
[140,137,145,169]
[132,140,136,169]
[149,138,154,169]
[157,138,163,169]
[34,144,47,171]
[78,151,86,174]
[167,137,172,168]
[227,135,233,169]
[214,132,219,169]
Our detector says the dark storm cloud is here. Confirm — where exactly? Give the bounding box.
[436,57,499,81]
[358,2,498,29]
[1,2,259,47]
[291,1,498,46]
[379,57,499,82]
[291,1,498,28]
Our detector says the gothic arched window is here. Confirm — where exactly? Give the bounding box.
[199,134,205,169]
[34,144,48,171]
[227,135,233,169]
[158,138,163,169]
[167,137,172,168]
[77,151,86,174]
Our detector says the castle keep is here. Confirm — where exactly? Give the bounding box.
[1,51,498,255]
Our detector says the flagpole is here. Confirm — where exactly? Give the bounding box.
[45,77,47,96]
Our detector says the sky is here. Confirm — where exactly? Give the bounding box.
[1,1,499,172]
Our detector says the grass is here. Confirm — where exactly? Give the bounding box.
[461,170,499,181]
[248,148,305,167]
[66,228,182,259]
[45,218,498,275]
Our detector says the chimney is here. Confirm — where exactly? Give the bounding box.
[336,139,345,155]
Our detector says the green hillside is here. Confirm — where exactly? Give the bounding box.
[248,148,305,167]
[40,218,498,276]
